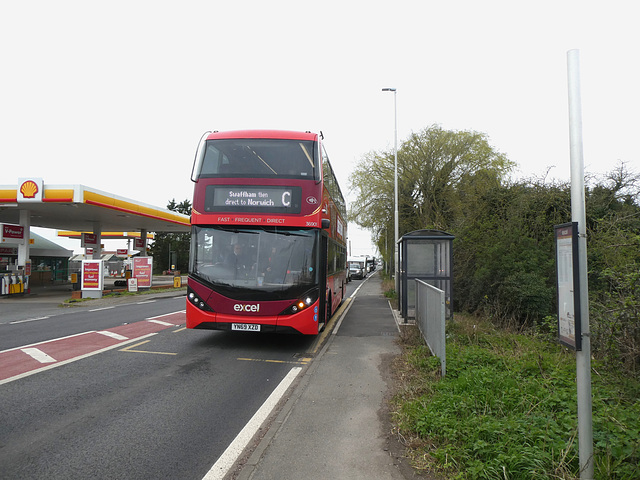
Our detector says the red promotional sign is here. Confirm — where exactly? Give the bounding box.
[82,233,99,247]
[82,260,103,290]
[1,224,25,244]
[133,257,153,288]
[116,249,128,256]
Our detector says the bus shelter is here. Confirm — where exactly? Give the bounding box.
[398,229,454,321]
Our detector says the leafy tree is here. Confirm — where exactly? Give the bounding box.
[400,126,513,231]
[351,122,640,376]
[148,198,191,274]
[348,124,514,269]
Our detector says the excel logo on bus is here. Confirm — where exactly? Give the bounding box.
[234,303,260,313]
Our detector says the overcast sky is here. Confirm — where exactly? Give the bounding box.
[2,1,638,256]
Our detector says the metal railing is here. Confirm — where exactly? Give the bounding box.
[415,279,446,377]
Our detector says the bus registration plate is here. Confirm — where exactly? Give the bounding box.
[232,323,260,332]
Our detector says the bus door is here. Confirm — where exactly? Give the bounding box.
[319,232,329,328]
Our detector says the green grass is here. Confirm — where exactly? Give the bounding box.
[64,285,186,304]
[392,315,640,479]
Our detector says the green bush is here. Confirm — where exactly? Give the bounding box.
[497,271,554,323]
[392,317,640,479]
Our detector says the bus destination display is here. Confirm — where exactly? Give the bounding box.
[205,185,301,213]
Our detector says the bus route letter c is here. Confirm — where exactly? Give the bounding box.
[282,191,291,207]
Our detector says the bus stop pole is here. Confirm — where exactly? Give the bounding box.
[567,48,594,480]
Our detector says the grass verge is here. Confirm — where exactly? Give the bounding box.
[391,313,640,479]
[64,286,186,305]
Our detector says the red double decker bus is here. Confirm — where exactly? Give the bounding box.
[186,130,348,335]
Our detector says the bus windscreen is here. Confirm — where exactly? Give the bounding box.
[197,139,316,179]
[190,226,318,300]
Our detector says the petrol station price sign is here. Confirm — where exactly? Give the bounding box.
[133,257,153,288]
[81,260,103,291]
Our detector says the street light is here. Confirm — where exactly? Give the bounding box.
[382,87,399,292]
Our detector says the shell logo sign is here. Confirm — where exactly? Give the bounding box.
[18,178,43,202]
[20,180,39,198]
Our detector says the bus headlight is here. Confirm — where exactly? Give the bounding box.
[187,287,214,312]
[279,289,319,316]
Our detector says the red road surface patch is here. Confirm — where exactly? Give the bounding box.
[0,312,185,383]
[1,349,48,381]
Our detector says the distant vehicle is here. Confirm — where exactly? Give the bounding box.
[365,256,375,273]
[348,256,367,276]
[349,262,364,280]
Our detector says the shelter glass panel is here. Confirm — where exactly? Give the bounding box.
[407,241,435,275]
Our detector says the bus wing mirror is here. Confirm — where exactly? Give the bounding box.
[321,219,330,229]
[191,131,211,182]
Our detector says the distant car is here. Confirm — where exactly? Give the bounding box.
[349,263,364,280]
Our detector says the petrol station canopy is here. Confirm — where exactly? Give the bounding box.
[0,182,190,233]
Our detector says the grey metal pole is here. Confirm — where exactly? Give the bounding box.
[567,48,594,480]
[393,90,399,294]
[382,87,399,295]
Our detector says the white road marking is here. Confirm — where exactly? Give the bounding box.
[147,319,174,326]
[9,316,50,325]
[202,366,303,480]
[147,310,186,320]
[97,331,129,341]
[21,348,56,363]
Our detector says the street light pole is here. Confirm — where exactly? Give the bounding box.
[382,88,399,291]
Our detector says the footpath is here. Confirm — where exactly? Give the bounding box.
[234,272,417,480]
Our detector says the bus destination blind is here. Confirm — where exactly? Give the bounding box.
[205,185,301,213]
